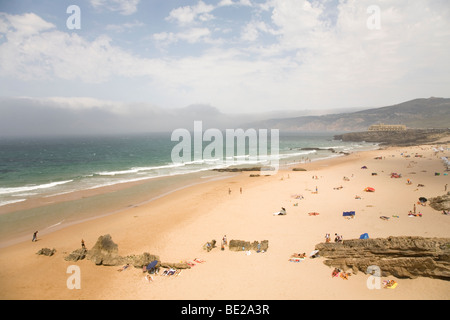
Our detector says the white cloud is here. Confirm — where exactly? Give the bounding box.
[241,20,277,42]
[1,1,450,113]
[218,0,253,7]
[0,13,161,83]
[105,21,145,33]
[166,1,215,26]
[90,0,140,15]
[0,12,55,36]
[154,27,212,45]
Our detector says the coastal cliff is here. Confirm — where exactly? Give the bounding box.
[334,129,450,146]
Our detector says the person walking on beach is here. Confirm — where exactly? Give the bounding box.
[81,239,86,249]
[228,188,231,195]
[32,231,38,242]
[446,184,448,192]
[325,233,330,243]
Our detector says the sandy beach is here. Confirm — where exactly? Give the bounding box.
[0,140,449,300]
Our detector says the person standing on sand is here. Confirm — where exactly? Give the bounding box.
[32,231,38,242]
[81,239,86,249]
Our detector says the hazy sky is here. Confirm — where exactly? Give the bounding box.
[1,0,449,116]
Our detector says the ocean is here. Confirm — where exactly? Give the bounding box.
[0,131,378,246]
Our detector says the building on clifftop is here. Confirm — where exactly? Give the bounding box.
[368,123,407,132]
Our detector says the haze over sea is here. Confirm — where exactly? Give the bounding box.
[0,132,377,246]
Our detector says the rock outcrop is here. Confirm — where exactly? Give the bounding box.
[36,248,56,256]
[203,239,217,252]
[65,248,87,262]
[85,234,124,266]
[315,236,450,280]
[124,252,160,269]
[64,235,167,269]
[229,240,269,252]
[429,192,450,212]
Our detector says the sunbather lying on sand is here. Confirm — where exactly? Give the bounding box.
[340,272,350,280]
[145,274,153,282]
[383,280,397,289]
[291,253,306,258]
[332,268,340,277]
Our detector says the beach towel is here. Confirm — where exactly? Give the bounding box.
[340,272,349,280]
[383,280,398,289]
[343,211,356,217]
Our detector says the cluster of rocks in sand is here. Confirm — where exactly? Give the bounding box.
[316,236,450,280]
[37,234,270,270]
[429,192,450,212]
[37,234,450,281]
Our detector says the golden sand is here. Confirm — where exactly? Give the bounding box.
[0,142,449,300]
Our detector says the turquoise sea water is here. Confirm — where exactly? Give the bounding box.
[0,132,378,246]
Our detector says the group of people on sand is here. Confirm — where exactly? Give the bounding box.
[332,268,351,280]
[324,233,343,243]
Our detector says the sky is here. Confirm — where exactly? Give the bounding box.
[0,0,450,135]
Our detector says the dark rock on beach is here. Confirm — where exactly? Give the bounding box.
[64,235,165,268]
[315,236,450,280]
[229,240,269,252]
[86,234,124,266]
[124,252,160,269]
[429,192,450,212]
[36,248,56,257]
[65,248,87,262]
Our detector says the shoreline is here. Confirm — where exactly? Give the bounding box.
[0,139,448,300]
[0,170,239,248]
[0,142,377,248]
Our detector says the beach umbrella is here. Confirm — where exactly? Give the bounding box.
[146,260,158,272]
[419,197,427,203]
[364,187,375,192]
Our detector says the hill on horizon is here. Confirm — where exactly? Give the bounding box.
[1,97,448,137]
[243,97,450,132]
